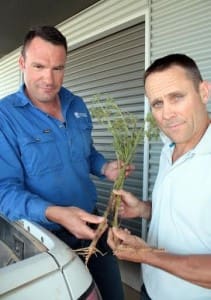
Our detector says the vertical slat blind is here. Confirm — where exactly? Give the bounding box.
[0,49,21,99]
[63,23,145,236]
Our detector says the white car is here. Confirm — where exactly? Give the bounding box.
[0,215,102,300]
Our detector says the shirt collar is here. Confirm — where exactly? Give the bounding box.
[163,124,211,157]
[14,84,73,110]
[193,124,211,154]
[14,84,31,107]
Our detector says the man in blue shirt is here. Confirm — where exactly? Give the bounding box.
[0,25,130,300]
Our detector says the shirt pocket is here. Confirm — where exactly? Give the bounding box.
[70,119,92,161]
[19,132,63,176]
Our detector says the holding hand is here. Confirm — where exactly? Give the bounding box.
[108,227,151,262]
[113,189,151,220]
[108,227,164,263]
[46,206,105,240]
[103,160,135,181]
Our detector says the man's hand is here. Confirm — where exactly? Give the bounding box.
[103,160,134,181]
[108,227,163,263]
[46,206,105,240]
[108,227,150,262]
[113,189,151,219]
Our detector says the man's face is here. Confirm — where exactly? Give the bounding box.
[19,37,67,104]
[145,65,209,147]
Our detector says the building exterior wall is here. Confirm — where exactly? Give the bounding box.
[0,49,21,98]
[150,0,211,81]
[57,0,148,50]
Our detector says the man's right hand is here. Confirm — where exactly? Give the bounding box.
[113,189,151,220]
[46,206,105,240]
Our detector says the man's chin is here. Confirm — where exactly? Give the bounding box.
[38,94,57,103]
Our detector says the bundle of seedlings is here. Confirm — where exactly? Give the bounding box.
[77,95,159,265]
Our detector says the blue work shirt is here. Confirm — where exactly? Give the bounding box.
[0,85,106,230]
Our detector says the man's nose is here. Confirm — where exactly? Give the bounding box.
[44,69,54,84]
[162,103,175,119]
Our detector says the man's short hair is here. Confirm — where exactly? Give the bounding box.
[144,53,203,91]
[21,25,67,57]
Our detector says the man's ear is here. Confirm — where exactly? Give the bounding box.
[208,82,211,100]
[199,81,209,104]
[19,55,25,71]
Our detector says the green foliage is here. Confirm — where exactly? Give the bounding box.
[145,112,160,140]
[91,95,159,165]
[90,95,159,228]
[78,96,160,264]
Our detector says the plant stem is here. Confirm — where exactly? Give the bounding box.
[112,165,126,227]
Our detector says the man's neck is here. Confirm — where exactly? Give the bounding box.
[172,120,209,162]
[33,96,64,121]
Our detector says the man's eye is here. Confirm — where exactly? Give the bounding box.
[34,65,43,69]
[175,94,183,100]
[54,66,64,71]
[151,101,163,109]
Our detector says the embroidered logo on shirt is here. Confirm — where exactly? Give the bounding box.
[43,129,51,133]
[74,112,88,118]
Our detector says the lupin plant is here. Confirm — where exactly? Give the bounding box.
[77,95,159,265]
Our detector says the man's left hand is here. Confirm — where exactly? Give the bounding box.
[103,161,134,181]
[108,227,164,263]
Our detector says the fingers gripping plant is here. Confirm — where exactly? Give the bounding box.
[77,95,159,265]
